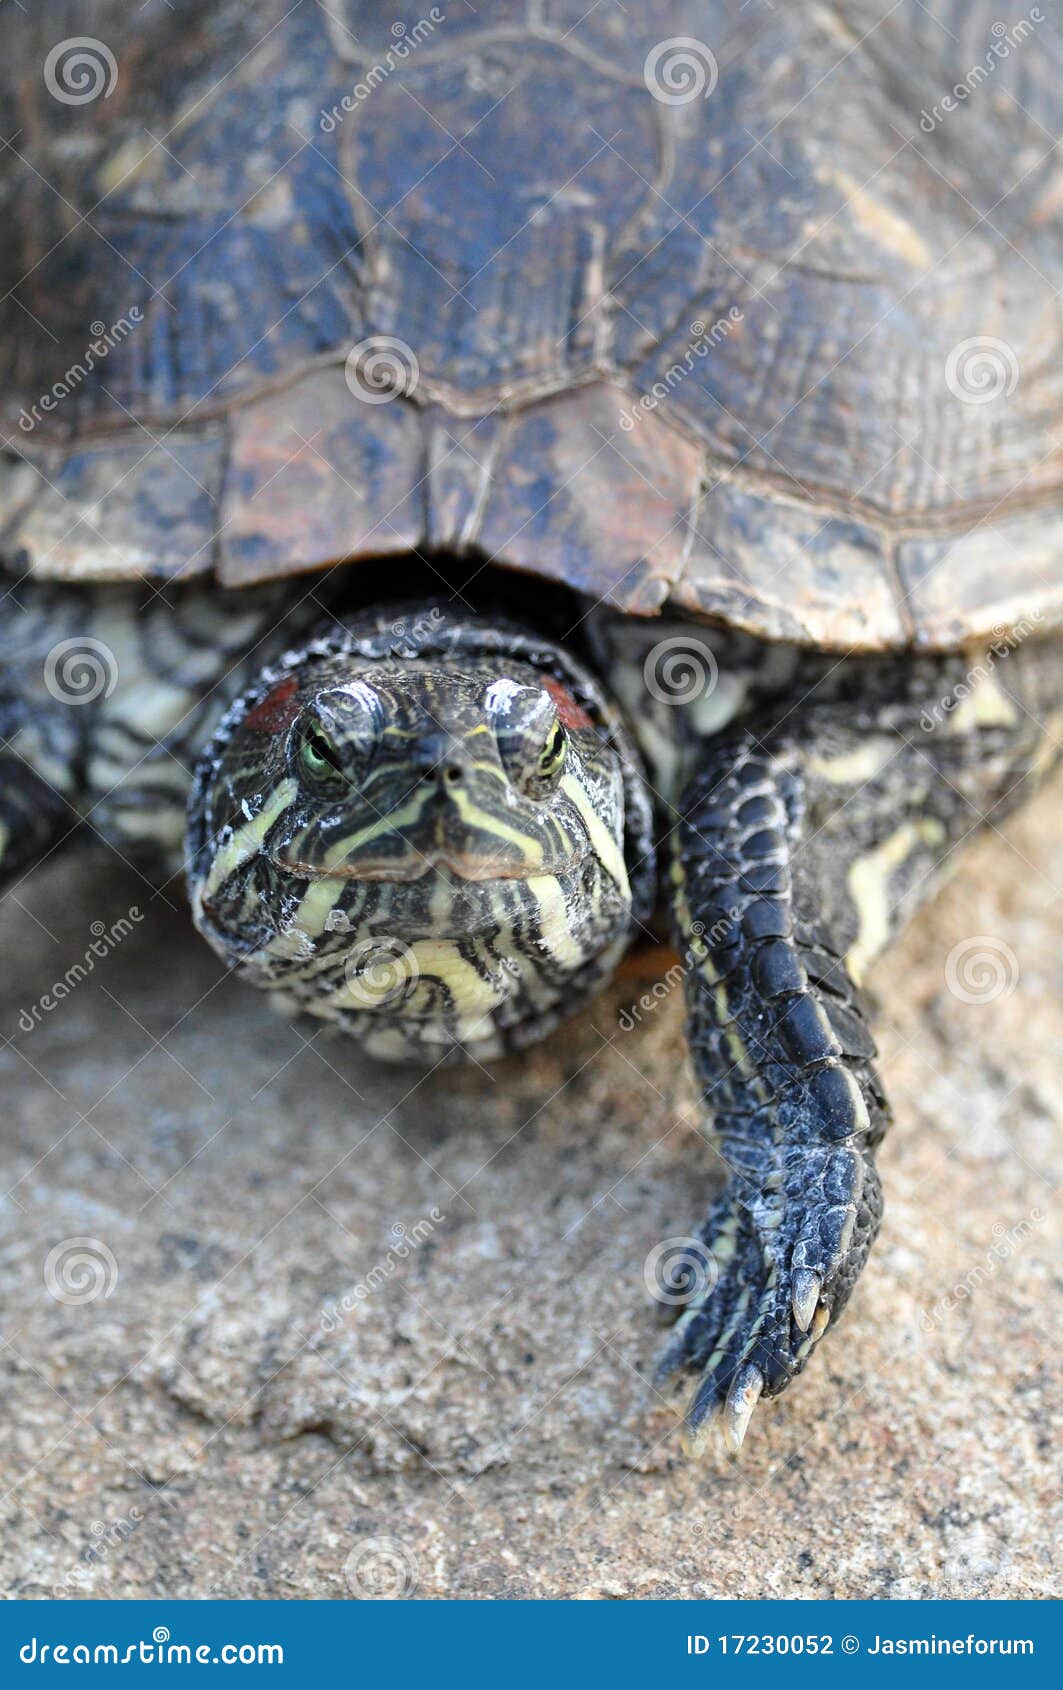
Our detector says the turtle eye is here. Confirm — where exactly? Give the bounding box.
[538,720,567,783]
[292,685,380,792]
[488,681,568,798]
[299,719,345,785]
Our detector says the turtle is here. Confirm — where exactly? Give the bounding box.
[2,0,1062,1455]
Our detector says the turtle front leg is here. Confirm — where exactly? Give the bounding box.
[0,676,81,888]
[659,742,888,1454]
[659,644,1061,1452]
[0,755,76,887]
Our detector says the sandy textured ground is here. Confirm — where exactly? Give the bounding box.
[1,774,1059,1601]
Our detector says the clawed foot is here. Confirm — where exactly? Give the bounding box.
[654,1146,882,1455]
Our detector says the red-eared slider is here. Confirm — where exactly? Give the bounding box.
[2,1,1061,1453]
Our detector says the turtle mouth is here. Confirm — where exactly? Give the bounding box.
[270,848,586,883]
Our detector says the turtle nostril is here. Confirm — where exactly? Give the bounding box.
[443,765,463,786]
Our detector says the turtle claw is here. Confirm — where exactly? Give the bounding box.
[724,1362,764,1452]
[791,1268,821,1332]
[653,1194,799,1455]
[655,1155,882,1456]
[678,1357,763,1458]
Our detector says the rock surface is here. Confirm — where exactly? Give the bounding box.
[1,776,1060,1601]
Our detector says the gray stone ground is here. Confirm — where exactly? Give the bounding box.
[1,774,1060,1601]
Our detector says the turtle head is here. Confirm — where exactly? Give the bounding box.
[271,666,595,884]
[187,619,648,1063]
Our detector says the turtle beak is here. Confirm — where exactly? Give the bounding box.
[276,782,556,882]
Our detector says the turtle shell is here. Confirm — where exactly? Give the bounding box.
[2,0,1062,649]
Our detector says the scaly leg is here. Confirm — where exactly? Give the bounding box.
[0,755,76,887]
[0,573,323,884]
[660,639,1061,1452]
[0,676,80,888]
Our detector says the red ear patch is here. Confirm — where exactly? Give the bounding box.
[243,677,299,734]
[541,674,593,731]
